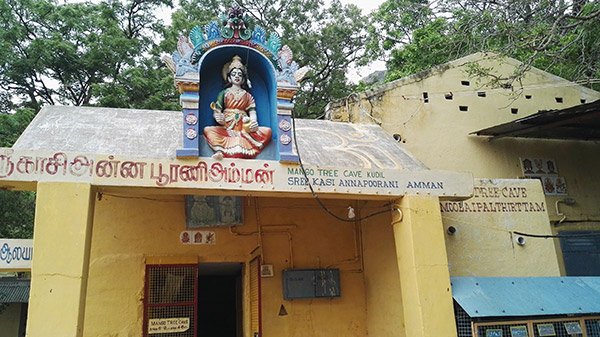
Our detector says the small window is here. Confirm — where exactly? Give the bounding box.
[581,99,587,104]
[477,92,486,97]
[511,108,518,114]
[445,93,453,100]
[459,106,468,112]
[555,97,563,103]
[422,92,429,103]
[393,134,402,142]
[461,80,470,86]
[560,231,600,276]
[525,95,532,99]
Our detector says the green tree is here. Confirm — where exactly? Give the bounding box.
[368,0,600,88]
[0,108,36,239]
[158,0,370,118]
[0,0,172,111]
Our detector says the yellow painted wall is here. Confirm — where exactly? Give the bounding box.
[328,53,600,277]
[393,196,457,337]
[27,182,94,337]
[328,53,600,223]
[441,179,560,276]
[0,303,22,337]
[360,202,404,337]
[82,195,376,337]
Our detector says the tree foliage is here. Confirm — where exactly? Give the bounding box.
[0,0,174,111]
[0,108,36,239]
[156,0,370,118]
[368,0,600,88]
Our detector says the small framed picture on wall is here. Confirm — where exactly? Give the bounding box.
[185,195,243,228]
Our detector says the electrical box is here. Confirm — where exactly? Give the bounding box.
[282,269,341,300]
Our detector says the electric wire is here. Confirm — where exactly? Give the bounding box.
[290,109,394,223]
[512,231,600,239]
[441,213,600,240]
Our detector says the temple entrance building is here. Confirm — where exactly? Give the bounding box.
[0,8,473,337]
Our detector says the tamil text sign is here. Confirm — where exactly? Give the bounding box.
[0,148,473,198]
[0,239,33,270]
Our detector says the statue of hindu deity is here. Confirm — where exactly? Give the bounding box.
[203,55,272,159]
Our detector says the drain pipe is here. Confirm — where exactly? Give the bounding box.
[555,198,576,225]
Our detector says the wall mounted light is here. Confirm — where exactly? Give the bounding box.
[447,226,457,235]
[347,206,355,219]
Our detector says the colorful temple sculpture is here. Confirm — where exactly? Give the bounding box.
[162,6,309,162]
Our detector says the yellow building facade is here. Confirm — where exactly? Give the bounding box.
[327,52,600,278]
[0,107,472,337]
[3,17,599,336]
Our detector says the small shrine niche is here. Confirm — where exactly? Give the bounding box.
[163,6,308,162]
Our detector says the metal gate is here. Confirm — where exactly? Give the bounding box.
[144,264,198,337]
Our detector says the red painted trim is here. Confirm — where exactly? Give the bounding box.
[257,257,262,337]
[142,264,149,337]
[194,265,199,337]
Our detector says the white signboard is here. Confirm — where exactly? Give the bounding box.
[148,317,190,334]
[0,239,33,270]
[0,148,473,199]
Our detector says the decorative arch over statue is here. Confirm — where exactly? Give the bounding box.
[162,6,309,162]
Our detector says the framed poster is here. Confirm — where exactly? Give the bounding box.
[537,323,556,336]
[510,325,528,337]
[185,195,243,227]
[563,322,582,335]
[486,328,503,337]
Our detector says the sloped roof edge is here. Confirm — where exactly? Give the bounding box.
[472,99,600,141]
[0,279,30,303]
[13,105,428,171]
[348,52,598,101]
[452,276,600,317]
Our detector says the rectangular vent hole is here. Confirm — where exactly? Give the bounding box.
[555,97,563,103]
[511,108,518,114]
[461,80,470,86]
[422,92,429,103]
[477,92,486,97]
[525,95,532,99]
[445,93,453,100]
[459,106,468,112]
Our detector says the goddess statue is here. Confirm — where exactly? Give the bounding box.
[203,55,272,159]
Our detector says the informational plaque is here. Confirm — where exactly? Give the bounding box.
[536,323,556,336]
[148,318,190,334]
[486,328,503,337]
[510,325,528,337]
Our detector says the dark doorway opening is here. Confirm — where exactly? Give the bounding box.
[197,263,243,337]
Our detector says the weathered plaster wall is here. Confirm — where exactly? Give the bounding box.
[0,304,21,337]
[361,202,404,337]
[328,54,600,277]
[329,54,600,223]
[82,195,374,337]
[442,179,560,277]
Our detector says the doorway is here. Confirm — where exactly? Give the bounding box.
[197,263,243,337]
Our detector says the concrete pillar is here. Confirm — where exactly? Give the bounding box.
[392,196,457,337]
[26,182,95,337]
